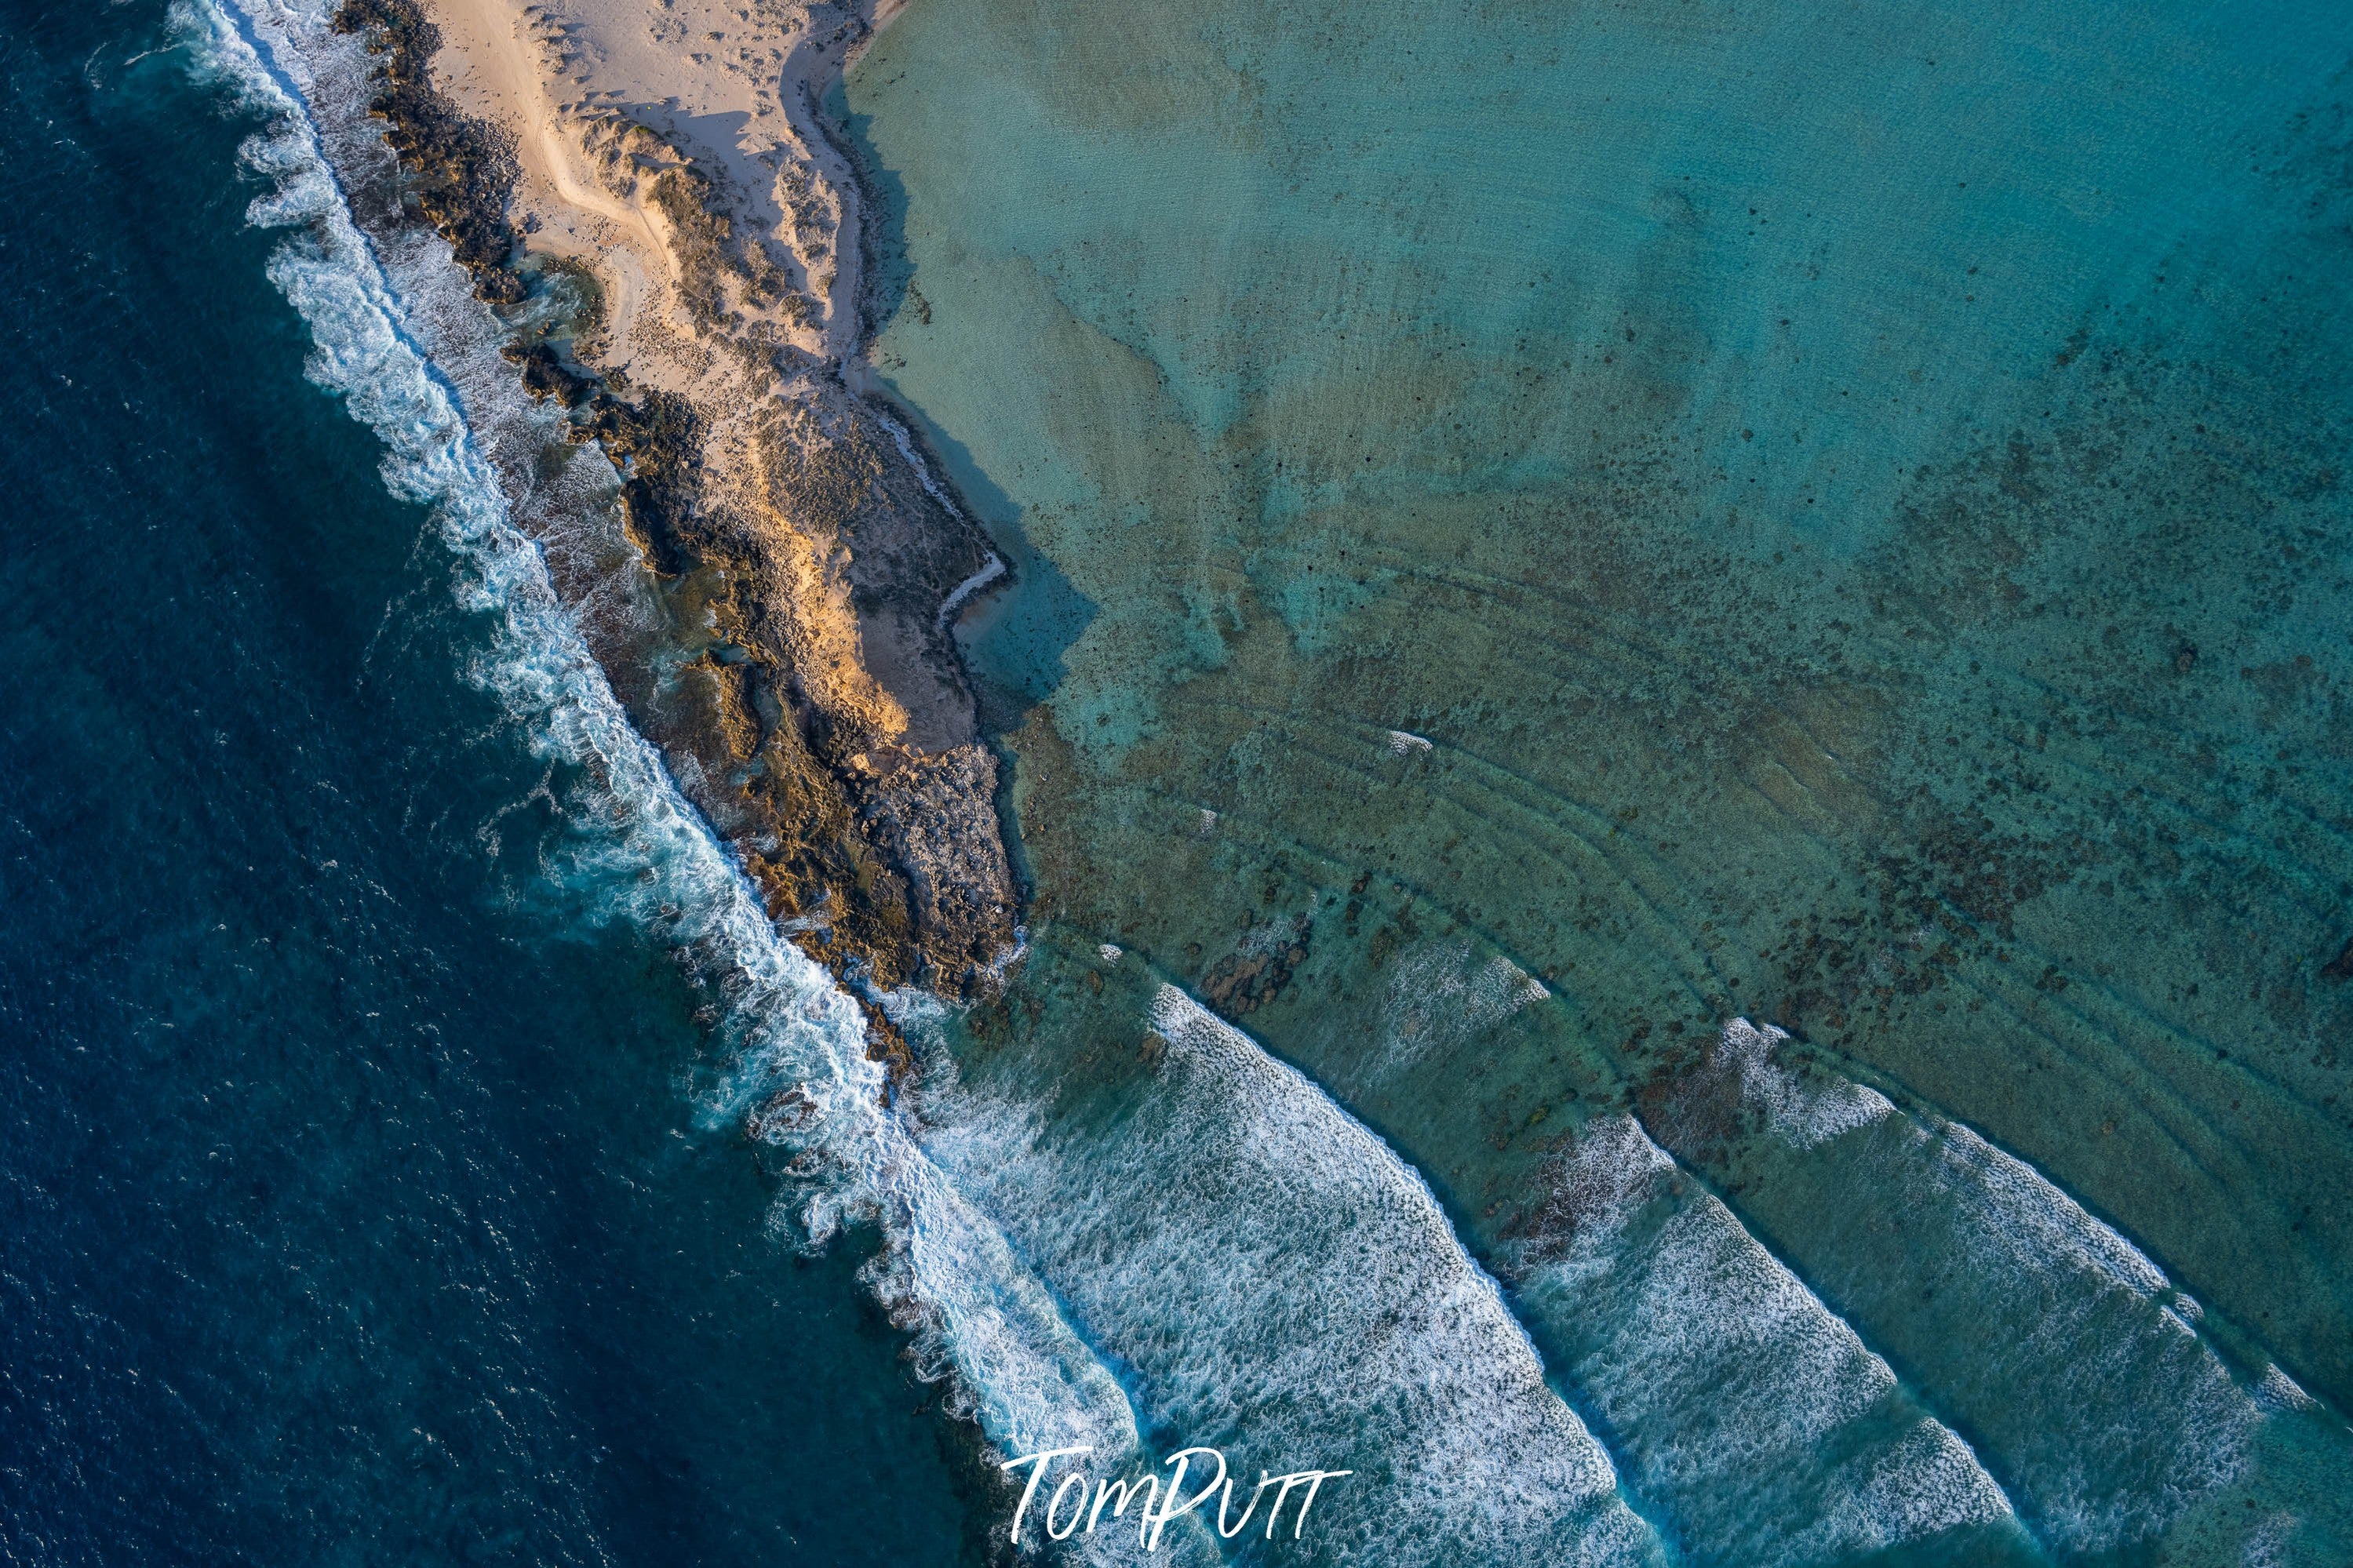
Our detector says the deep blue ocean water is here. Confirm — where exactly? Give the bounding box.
[9,0,2353,1561]
[0,5,981,1560]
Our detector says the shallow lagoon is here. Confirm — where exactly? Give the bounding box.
[847,0,2353,1560]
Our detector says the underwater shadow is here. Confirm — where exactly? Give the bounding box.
[822,72,1098,737]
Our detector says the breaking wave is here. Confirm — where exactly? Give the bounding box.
[905,977,1666,1566]
[1509,1111,2022,1564]
[1655,1020,2353,1561]
[177,8,1185,1560]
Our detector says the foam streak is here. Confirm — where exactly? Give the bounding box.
[178,11,1178,1561]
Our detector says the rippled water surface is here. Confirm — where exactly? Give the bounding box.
[6,0,2350,1561]
[0,5,982,1560]
[844,0,2353,1560]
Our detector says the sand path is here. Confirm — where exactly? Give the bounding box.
[424,0,898,377]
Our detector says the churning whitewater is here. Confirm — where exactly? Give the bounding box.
[179,6,1663,1565]
[177,7,1174,1555]
[178,4,2353,1565]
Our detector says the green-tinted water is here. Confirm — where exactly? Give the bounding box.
[844,0,2353,1560]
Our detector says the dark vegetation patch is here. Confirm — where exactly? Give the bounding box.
[335,0,711,579]
[331,0,524,304]
[576,388,706,576]
[332,0,1012,1038]
[1201,931,1309,1017]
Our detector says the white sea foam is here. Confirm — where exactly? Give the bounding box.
[909,984,1664,1567]
[1914,1114,2261,1550]
[874,403,968,515]
[180,10,1179,1559]
[1717,1017,1895,1150]
[871,408,1011,627]
[1676,1018,2353,1557]
[1373,942,1549,1079]
[938,552,1008,625]
[1512,1113,2016,1565]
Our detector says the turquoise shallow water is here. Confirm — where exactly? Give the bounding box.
[844,0,2353,1561]
[14,0,2347,1559]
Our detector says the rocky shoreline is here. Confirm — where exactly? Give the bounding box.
[330,0,1017,1057]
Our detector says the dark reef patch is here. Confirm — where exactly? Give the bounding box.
[576,387,706,577]
[330,0,523,304]
[329,0,1017,1042]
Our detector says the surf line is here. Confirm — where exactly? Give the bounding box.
[1003,1445,1351,1552]
[184,0,1162,1504]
